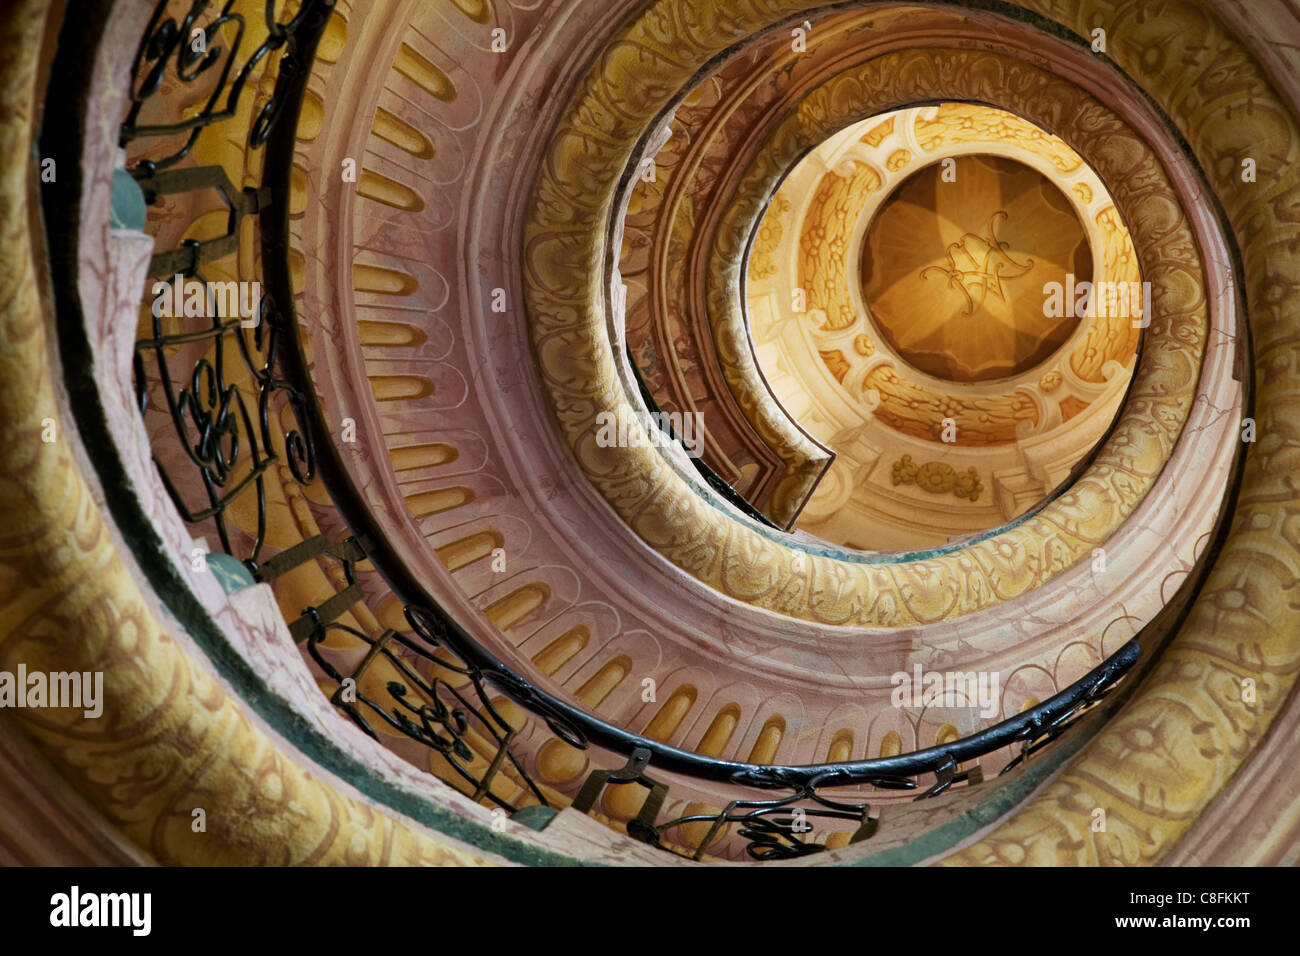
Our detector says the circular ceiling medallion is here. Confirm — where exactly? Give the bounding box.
[861,155,1093,383]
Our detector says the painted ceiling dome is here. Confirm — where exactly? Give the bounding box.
[744,103,1140,551]
[861,154,1093,383]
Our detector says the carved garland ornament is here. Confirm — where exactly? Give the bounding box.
[891,455,984,502]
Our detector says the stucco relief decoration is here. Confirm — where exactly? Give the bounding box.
[891,455,984,502]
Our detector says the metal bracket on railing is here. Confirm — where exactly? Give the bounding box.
[573,747,670,843]
[915,754,983,800]
[133,164,265,277]
[250,535,368,642]
[250,534,366,583]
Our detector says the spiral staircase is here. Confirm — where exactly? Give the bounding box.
[0,0,1297,866]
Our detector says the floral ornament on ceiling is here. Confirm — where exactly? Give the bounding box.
[891,454,983,501]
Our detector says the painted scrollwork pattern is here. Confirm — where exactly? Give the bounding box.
[802,151,879,333]
[525,20,1206,628]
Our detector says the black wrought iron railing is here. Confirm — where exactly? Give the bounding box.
[48,0,1148,862]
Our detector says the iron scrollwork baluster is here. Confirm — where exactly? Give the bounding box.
[126,1,324,562]
[123,0,312,171]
